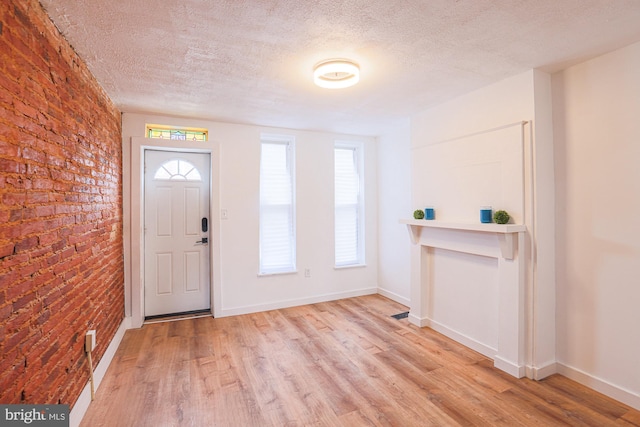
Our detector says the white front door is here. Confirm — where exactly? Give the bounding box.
[144,150,211,317]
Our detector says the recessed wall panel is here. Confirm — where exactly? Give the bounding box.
[430,248,499,350]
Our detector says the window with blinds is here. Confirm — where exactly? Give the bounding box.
[335,142,364,267]
[259,136,296,275]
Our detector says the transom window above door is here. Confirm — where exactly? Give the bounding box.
[153,159,202,181]
[146,124,208,141]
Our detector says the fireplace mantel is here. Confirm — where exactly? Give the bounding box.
[401,218,527,378]
[400,219,525,260]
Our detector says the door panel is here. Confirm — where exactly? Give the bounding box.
[184,251,201,292]
[156,253,173,294]
[156,187,172,236]
[144,150,211,316]
[184,188,200,236]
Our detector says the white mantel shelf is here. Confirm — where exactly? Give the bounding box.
[400,219,526,260]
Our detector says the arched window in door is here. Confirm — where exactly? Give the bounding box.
[153,159,202,181]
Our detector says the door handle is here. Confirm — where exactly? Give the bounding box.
[196,237,208,244]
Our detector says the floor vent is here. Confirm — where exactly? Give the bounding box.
[391,311,409,320]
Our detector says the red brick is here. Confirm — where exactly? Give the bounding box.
[5,328,30,350]
[0,254,29,272]
[0,243,14,258]
[31,178,53,190]
[38,231,58,246]
[14,235,39,253]
[0,0,123,407]
[49,168,74,182]
[33,271,55,288]
[26,191,48,203]
[0,303,12,321]
[68,233,91,245]
[35,308,50,325]
[2,192,26,205]
[19,221,46,236]
[13,292,36,311]
[0,139,20,156]
[75,242,91,253]
[5,176,31,190]
[14,98,40,120]
[21,146,47,163]
[60,247,74,260]
[7,208,22,222]
[40,342,60,366]
[6,280,33,301]
[0,158,26,174]
[34,205,55,217]
[0,349,21,379]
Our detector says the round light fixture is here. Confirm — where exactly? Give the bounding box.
[313,59,360,89]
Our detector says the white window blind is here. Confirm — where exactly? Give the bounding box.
[335,143,364,267]
[260,137,296,274]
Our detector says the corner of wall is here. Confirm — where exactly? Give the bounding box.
[69,317,131,427]
[531,68,557,370]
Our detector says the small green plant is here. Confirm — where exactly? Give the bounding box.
[413,209,425,220]
[493,210,510,224]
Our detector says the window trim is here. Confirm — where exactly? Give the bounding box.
[259,134,297,276]
[334,140,365,268]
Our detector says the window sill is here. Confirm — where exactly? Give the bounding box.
[334,263,367,270]
[258,270,297,277]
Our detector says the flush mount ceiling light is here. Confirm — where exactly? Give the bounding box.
[313,59,360,89]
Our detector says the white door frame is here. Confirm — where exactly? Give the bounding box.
[129,137,221,328]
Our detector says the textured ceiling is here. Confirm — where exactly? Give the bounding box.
[41,0,640,136]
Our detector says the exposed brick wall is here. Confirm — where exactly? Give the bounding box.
[0,0,124,406]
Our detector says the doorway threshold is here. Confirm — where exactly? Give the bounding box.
[144,309,212,325]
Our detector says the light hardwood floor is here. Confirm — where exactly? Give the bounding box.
[81,295,640,426]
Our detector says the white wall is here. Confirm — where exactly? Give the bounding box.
[376,121,412,305]
[553,41,640,409]
[122,113,378,318]
[409,70,556,377]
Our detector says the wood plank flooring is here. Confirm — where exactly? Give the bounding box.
[80,295,640,426]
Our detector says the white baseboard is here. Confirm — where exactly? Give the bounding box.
[376,288,410,307]
[556,363,640,411]
[407,314,496,360]
[408,314,531,379]
[218,288,378,317]
[407,312,426,328]
[526,360,557,380]
[69,316,131,427]
[494,355,526,378]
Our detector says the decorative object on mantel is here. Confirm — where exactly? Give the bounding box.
[424,206,435,220]
[480,206,493,223]
[493,210,511,224]
[413,209,425,220]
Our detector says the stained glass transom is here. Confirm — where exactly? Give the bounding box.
[148,128,207,141]
[154,159,202,181]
